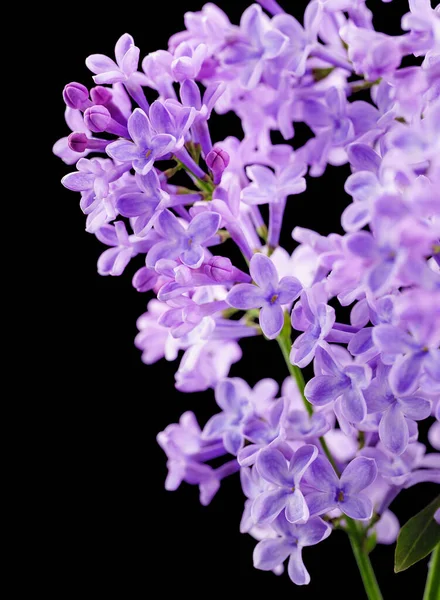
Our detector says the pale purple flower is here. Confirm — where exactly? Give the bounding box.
[373,324,440,397]
[116,170,178,235]
[202,378,253,455]
[222,4,289,89]
[241,162,306,206]
[305,455,377,520]
[252,445,318,525]
[340,23,402,81]
[157,410,233,505]
[365,365,432,455]
[345,230,406,296]
[290,283,336,368]
[238,398,285,467]
[227,253,302,339]
[171,42,208,81]
[95,221,155,276]
[281,409,330,441]
[146,209,221,269]
[175,338,242,393]
[305,346,372,424]
[158,296,228,339]
[86,33,142,85]
[106,108,175,175]
[253,514,331,585]
[62,158,132,231]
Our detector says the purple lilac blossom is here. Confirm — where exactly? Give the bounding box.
[55,0,440,589]
[227,253,302,339]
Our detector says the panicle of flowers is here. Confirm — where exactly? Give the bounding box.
[55,0,440,587]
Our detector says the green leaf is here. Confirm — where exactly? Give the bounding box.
[395,495,440,573]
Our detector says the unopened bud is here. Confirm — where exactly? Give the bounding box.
[68,132,88,153]
[90,86,113,105]
[63,82,90,109]
[84,105,111,132]
[206,147,230,184]
[204,256,233,282]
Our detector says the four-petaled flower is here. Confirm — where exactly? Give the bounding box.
[146,209,221,269]
[227,253,302,339]
[253,514,331,585]
[252,445,318,525]
[305,455,377,520]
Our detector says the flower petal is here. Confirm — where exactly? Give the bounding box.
[398,396,432,421]
[250,253,278,290]
[253,538,292,571]
[340,493,372,520]
[285,490,309,524]
[287,547,310,586]
[86,54,118,74]
[128,108,152,146]
[305,375,348,406]
[277,276,302,304]
[189,212,221,244]
[341,386,367,423]
[227,283,265,310]
[389,351,425,396]
[260,304,284,340]
[298,518,332,546]
[379,403,408,455]
[340,457,377,494]
[305,455,339,492]
[257,448,291,487]
[106,139,139,162]
[251,489,290,525]
[305,492,336,517]
[290,444,318,482]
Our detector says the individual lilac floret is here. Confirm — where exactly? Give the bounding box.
[86,33,141,84]
[95,221,155,276]
[223,4,289,89]
[281,409,330,442]
[157,411,231,506]
[227,253,302,339]
[435,508,440,525]
[305,346,372,424]
[290,283,336,368]
[171,42,207,81]
[241,163,306,206]
[116,169,186,235]
[146,209,221,269]
[365,365,432,455]
[305,456,377,520]
[373,324,440,397]
[106,108,175,175]
[253,514,331,585]
[252,445,318,525]
[202,378,252,455]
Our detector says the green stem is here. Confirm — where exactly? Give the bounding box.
[345,519,383,600]
[423,544,440,600]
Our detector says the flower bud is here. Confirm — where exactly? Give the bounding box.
[206,147,230,184]
[84,105,111,132]
[90,86,113,105]
[63,82,90,109]
[204,256,233,282]
[68,132,88,153]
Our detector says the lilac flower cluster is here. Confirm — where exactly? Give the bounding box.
[55,0,440,588]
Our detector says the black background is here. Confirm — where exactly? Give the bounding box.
[39,0,438,597]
